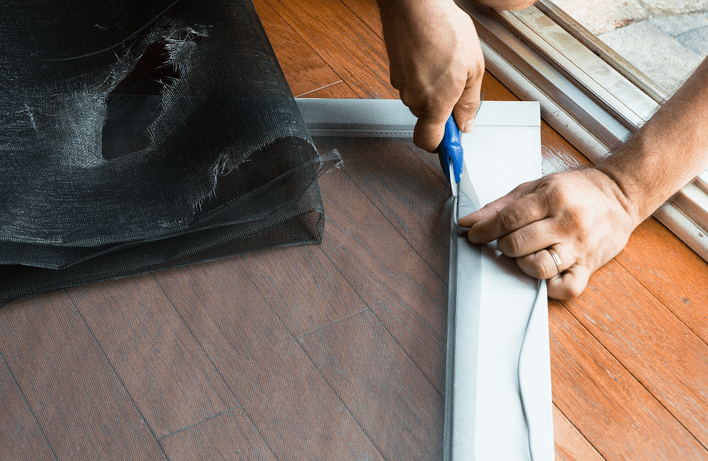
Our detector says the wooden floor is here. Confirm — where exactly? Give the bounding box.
[3,1,708,460]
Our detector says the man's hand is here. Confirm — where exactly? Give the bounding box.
[459,168,637,300]
[379,0,484,152]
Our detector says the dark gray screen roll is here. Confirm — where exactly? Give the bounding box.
[0,0,339,305]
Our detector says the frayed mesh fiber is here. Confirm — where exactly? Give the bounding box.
[0,0,340,305]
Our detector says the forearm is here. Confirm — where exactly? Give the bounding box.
[474,0,535,11]
[598,56,708,226]
[377,0,535,13]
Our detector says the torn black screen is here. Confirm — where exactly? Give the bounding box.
[0,0,339,305]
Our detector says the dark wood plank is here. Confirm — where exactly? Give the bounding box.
[315,137,451,280]
[617,217,708,341]
[299,309,443,460]
[160,408,276,461]
[553,405,604,461]
[153,261,383,460]
[0,294,166,460]
[317,168,447,392]
[67,276,239,439]
[549,302,706,459]
[252,0,342,98]
[565,259,708,449]
[236,246,366,338]
[0,354,55,461]
[262,0,396,98]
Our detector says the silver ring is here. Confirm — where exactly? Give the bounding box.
[547,247,562,275]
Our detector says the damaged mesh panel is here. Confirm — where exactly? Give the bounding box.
[0,0,339,305]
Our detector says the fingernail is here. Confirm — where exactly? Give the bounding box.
[463,120,474,133]
[466,231,480,244]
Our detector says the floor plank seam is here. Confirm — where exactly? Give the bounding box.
[262,0,390,99]
[336,163,447,287]
[150,273,280,460]
[614,256,708,351]
[156,407,240,442]
[233,253,420,455]
[64,289,171,460]
[338,0,383,41]
[295,307,369,340]
[234,258,300,341]
[296,80,344,98]
[0,349,60,461]
[316,243,445,398]
[260,0,352,95]
[553,403,607,461]
[558,297,708,453]
[234,253,387,459]
[295,335,388,461]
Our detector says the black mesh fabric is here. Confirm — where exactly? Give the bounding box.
[0,0,340,305]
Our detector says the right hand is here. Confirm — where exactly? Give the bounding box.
[379,0,484,152]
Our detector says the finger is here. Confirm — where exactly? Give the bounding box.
[413,114,449,153]
[515,245,573,279]
[547,265,591,300]
[452,72,483,133]
[496,220,559,258]
[465,191,549,244]
[458,180,541,229]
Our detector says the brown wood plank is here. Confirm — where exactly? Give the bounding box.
[317,168,447,392]
[236,246,366,338]
[337,0,384,38]
[549,301,706,459]
[262,0,396,98]
[0,354,55,461]
[617,218,708,341]
[153,261,383,460]
[299,309,443,460]
[553,405,604,461]
[160,408,276,461]
[316,137,450,280]
[252,0,342,98]
[565,259,708,449]
[67,276,239,439]
[0,294,166,460]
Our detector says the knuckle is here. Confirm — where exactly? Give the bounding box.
[497,207,524,234]
[539,258,557,280]
[455,99,479,115]
[498,232,525,257]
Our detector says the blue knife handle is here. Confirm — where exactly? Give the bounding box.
[437,114,463,184]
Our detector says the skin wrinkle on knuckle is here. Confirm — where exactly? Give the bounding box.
[540,257,556,280]
[499,230,527,257]
[497,205,526,235]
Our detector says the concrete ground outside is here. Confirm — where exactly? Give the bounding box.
[552,0,708,92]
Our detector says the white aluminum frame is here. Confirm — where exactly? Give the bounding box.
[297,98,553,461]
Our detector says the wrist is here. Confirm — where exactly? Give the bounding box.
[589,165,644,231]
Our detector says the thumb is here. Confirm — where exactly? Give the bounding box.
[452,75,483,133]
[413,114,449,153]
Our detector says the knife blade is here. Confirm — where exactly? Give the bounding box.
[437,114,481,225]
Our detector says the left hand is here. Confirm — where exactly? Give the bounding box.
[458,168,638,299]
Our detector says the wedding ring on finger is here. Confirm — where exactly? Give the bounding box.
[547,247,562,275]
